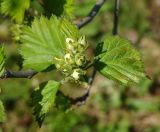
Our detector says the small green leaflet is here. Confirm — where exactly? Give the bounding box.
[0,46,5,77]
[95,36,146,85]
[0,100,6,122]
[1,0,30,23]
[31,80,60,126]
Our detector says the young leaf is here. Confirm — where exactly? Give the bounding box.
[0,100,6,122]
[60,17,79,39]
[19,16,67,71]
[31,80,60,126]
[0,46,5,77]
[42,0,74,17]
[95,36,146,85]
[1,0,30,23]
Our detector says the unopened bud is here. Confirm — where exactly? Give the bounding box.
[71,69,80,80]
[78,36,86,46]
[66,38,74,44]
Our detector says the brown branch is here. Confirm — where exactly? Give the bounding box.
[72,0,106,105]
[0,69,37,79]
[77,0,106,29]
[1,0,106,80]
[70,0,107,105]
[1,0,106,106]
[72,0,121,106]
[112,0,120,35]
[71,68,96,105]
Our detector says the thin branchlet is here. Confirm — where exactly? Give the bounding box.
[76,0,106,29]
[1,0,106,80]
[0,69,37,79]
[72,0,120,106]
[0,0,112,106]
[113,0,120,35]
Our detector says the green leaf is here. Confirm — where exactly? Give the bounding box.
[20,16,67,71]
[0,100,6,122]
[0,46,5,77]
[60,17,79,39]
[95,36,146,85]
[31,80,60,126]
[64,0,74,18]
[1,0,30,23]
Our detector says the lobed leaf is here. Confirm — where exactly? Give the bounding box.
[0,46,5,77]
[95,36,146,85]
[1,0,30,23]
[31,80,60,126]
[60,18,79,39]
[20,16,69,71]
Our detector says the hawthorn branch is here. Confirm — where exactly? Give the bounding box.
[1,0,106,79]
[71,68,96,105]
[77,0,106,29]
[72,0,120,105]
[112,0,120,35]
[0,69,37,79]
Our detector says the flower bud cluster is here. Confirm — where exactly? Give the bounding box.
[54,36,88,82]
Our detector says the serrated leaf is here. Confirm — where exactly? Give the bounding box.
[0,46,5,77]
[31,80,60,126]
[95,36,146,85]
[20,16,68,71]
[0,100,6,122]
[60,18,79,39]
[1,0,30,23]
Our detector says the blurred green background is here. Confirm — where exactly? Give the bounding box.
[1,0,160,131]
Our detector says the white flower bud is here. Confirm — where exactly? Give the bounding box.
[55,63,61,69]
[66,38,75,52]
[75,54,85,66]
[66,38,74,44]
[71,69,80,80]
[64,53,71,61]
[78,36,86,46]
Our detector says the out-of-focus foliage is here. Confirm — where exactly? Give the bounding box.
[0,0,160,131]
[0,0,30,23]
